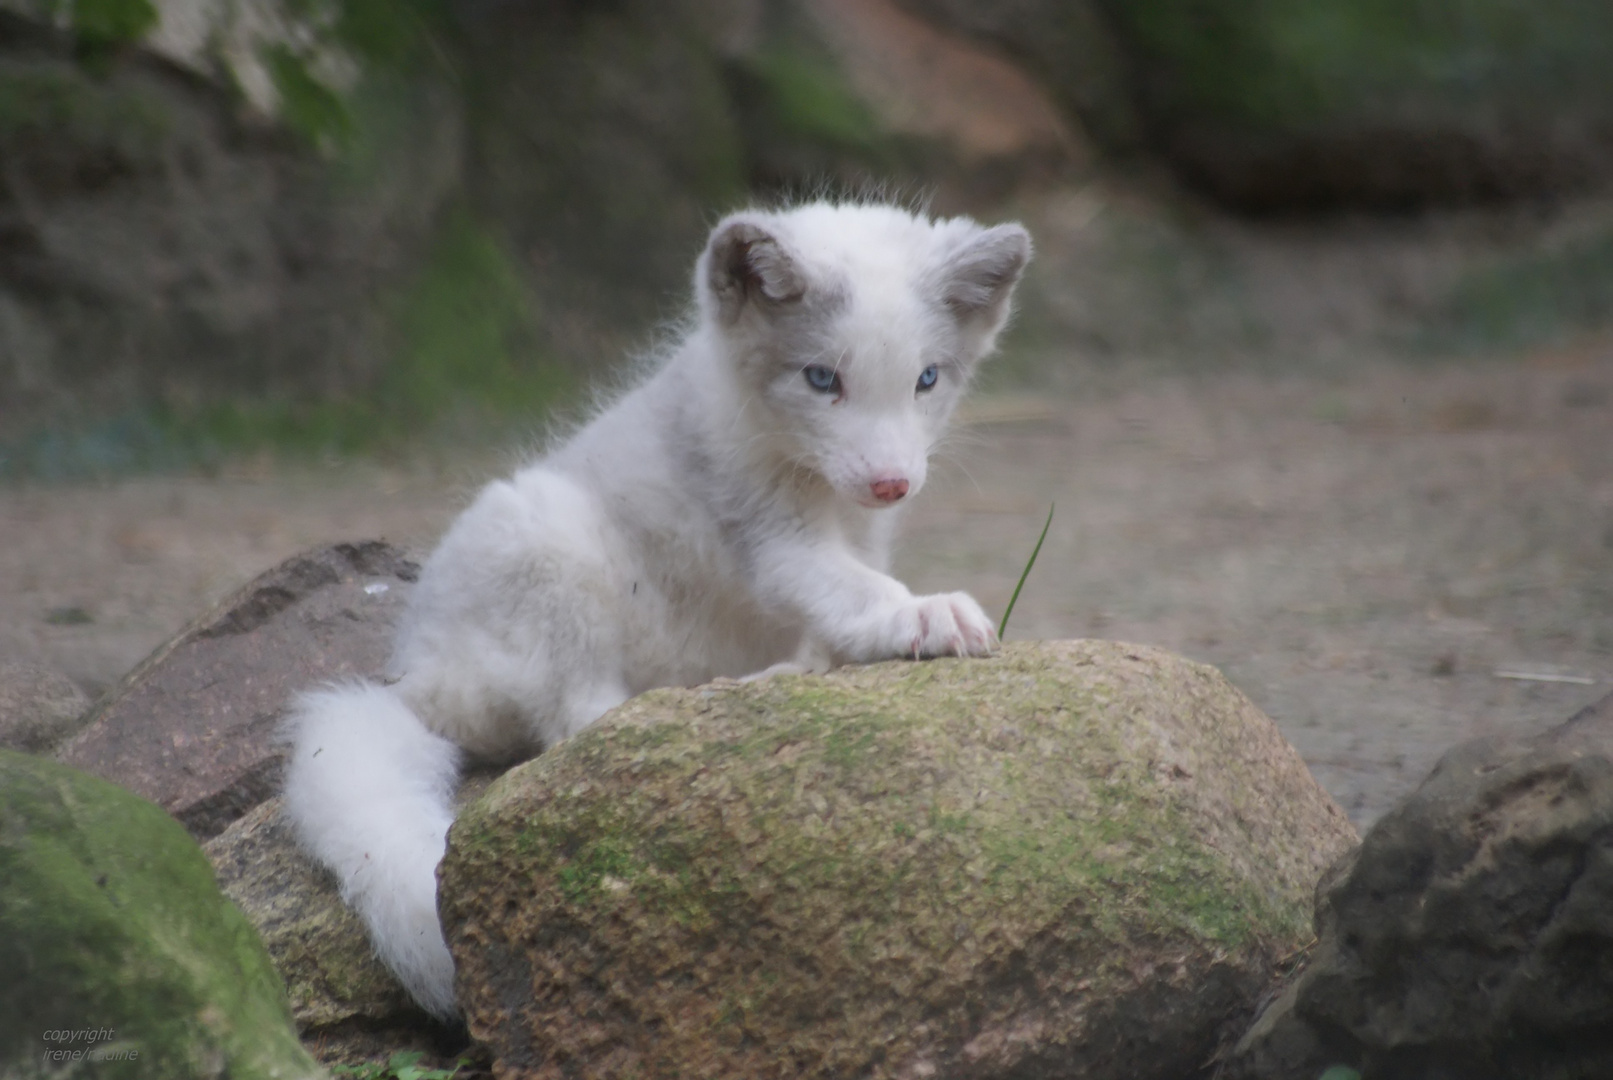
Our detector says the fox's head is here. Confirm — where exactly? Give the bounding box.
[698,202,1031,509]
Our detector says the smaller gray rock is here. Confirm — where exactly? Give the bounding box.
[205,798,426,1035]
[58,541,417,840]
[0,662,91,754]
[204,777,500,1066]
[1226,691,1613,1080]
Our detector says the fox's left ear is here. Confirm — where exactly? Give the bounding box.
[702,216,808,325]
[934,223,1032,335]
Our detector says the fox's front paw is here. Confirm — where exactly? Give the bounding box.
[894,592,998,659]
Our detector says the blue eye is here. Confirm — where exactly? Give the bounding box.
[916,365,939,392]
[804,365,842,394]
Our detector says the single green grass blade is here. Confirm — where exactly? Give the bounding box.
[998,502,1054,639]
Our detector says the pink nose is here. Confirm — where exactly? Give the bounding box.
[869,478,909,503]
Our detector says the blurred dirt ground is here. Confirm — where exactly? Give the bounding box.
[4,344,1609,827]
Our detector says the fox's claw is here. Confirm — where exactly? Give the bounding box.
[894,592,997,660]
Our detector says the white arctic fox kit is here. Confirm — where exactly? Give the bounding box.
[283,200,1032,1018]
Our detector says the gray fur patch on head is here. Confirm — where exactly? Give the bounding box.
[705,218,808,323]
[931,224,1032,329]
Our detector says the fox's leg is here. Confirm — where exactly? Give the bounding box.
[737,637,833,682]
[559,680,631,737]
[749,538,997,665]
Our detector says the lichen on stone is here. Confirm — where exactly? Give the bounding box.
[443,640,1356,1079]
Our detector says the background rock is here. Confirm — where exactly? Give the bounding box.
[58,540,416,840]
[1099,0,1613,211]
[0,8,461,447]
[0,660,90,753]
[1226,690,1613,1080]
[738,0,1084,201]
[0,749,322,1079]
[441,639,1356,1080]
[892,0,1142,150]
[902,0,1613,211]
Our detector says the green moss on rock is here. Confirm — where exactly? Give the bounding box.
[0,62,168,153]
[442,640,1357,1079]
[0,751,322,1079]
[70,0,157,51]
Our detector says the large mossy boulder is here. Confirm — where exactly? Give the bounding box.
[1227,690,1613,1080]
[440,640,1356,1079]
[0,750,323,1079]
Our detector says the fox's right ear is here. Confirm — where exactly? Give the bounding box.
[934,223,1032,332]
[702,217,807,324]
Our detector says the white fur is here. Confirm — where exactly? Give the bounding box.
[283,201,1031,1018]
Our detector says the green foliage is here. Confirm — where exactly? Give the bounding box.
[277,0,448,69]
[265,44,352,148]
[265,0,452,150]
[328,0,446,68]
[744,49,881,150]
[384,208,564,420]
[1317,1067,1362,1080]
[733,45,890,165]
[999,503,1054,638]
[69,0,157,50]
[333,1050,463,1080]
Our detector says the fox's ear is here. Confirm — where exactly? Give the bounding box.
[703,217,807,324]
[935,223,1032,332]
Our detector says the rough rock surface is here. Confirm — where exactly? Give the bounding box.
[907,0,1613,210]
[58,540,416,840]
[0,9,461,442]
[205,797,428,1036]
[1227,691,1613,1080]
[203,776,503,1066]
[800,0,1084,184]
[0,750,321,1079]
[1107,0,1613,210]
[892,0,1140,149]
[441,640,1356,1080]
[0,660,91,754]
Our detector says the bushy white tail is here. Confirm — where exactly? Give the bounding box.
[282,683,462,1019]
